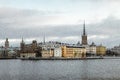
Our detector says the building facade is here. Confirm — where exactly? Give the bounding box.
[96,44,106,56]
[41,49,54,58]
[89,42,96,55]
[54,47,62,57]
[20,53,36,58]
[62,46,86,58]
[110,45,120,55]
[0,38,19,58]
[20,39,42,58]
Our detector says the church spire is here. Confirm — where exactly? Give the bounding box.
[43,34,45,44]
[20,37,25,53]
[83,20,86,35]
[81,20,88,45]
[22,37,24,43]
[21,37,25,44]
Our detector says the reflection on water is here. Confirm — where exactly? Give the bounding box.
[0,59,120,80]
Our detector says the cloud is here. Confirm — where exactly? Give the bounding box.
[88,35,109,40]
[0,7,109,29]
[0,7,119,48]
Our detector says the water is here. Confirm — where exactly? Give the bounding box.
[0,59,120,80]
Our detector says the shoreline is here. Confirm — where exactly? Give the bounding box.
[20,57,102,60]
[1,57,120,60]
[16,57,116,60]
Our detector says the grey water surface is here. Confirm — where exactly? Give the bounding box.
[0,59,120,80]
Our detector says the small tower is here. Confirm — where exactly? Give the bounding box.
[32,40,37,48]
[81,21,88,45]
[43,34,45,45]
[20,38,25,52]
[32,40,38,52]
[5,38,9,48]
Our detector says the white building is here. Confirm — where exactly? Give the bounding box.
[111,45,120,55]
[8,50,17,58]
[54,47,62,57]
[82,45,90,53]
[39,41,70,49]
[81,42,96,56]
[89,42,96,55]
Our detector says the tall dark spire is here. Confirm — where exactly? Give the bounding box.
[21,37,25,44]
[83,20,86,35]
[22,37,24,43]
[43,34,45,44]
[20,37,25,53]
[81,20,88,45]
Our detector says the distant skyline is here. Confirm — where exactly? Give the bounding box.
[0,0,120,48]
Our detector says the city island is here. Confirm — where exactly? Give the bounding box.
[0,22,119,60]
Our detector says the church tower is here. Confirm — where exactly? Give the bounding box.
[81,21,88,45]
[20,38,25,52]
[5,38,9,48]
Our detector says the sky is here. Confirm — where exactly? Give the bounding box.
[0,0,120,48]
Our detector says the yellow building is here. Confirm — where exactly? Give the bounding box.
[96,45,106,56]
[41,49,54,58]
[62,46,86,58]
[20,53,36,58]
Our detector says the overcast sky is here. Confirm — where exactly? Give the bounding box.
[0,0,120,48]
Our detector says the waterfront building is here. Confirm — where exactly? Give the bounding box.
[110,45,120,55]
[82,45,90,54]
[32,40,38,51]
[62,46,86,58]
[41,48,54,58]
[96,44,106,56]
[89,42,96,55]
[39,41,61,58]
[0,46,18,58]
[0,46,7,58]
[0,38,19,58]
[8,49,17,58]
[39,41,65,49]
[20,53,36,58]
[79,22,106,57]
[80,21,93,56]
[39,41,69,58]
[54,47,62,57]
[20,39,42,58]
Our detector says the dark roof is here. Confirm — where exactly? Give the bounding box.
[66,46,85,48]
